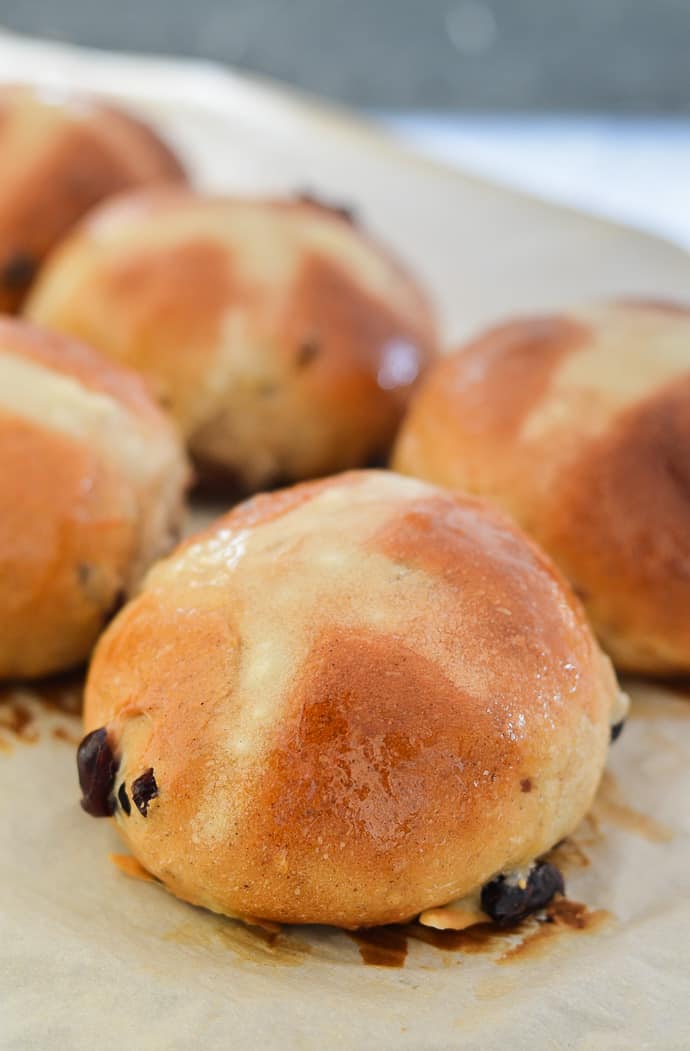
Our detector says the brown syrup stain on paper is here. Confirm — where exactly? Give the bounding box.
[165,917,311,967]
[108,852,310,966]
[108,845,611,972]
[349,926,410,967]
[51,725,82,746]
[100,710,664,973]
[0,698,39,749]
[497,899,611,963]
[35,672,84,716]
[347,897,609,968]
[406,922,502,954]
[0,673,83,752]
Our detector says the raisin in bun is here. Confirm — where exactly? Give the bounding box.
[0,84,185,311]
[26,191,438,492]
[0,318,189,679]
[394,300,690,675]
[80,470,623,929]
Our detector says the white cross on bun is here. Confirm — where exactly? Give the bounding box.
[394,300,690,675]
[26,191,438,492]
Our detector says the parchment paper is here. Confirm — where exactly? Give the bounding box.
[1,31,689,1051]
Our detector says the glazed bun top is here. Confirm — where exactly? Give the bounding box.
[25,190,438,490]
[393,299,690,673]
[0,84,185,311]
[84,471,620,928]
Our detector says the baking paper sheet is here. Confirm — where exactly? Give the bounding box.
[1,31,689,1050]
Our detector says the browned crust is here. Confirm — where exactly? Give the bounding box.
[241,628,527,925]
[541,375,690,672]
[83,238,239,428]
[268,248,437,467]
[446,316,589,437]
[369,490,601,720]
[0,413,135,678]
[392,314,588,519]
[287,249,436,397]
[394,315,587,475]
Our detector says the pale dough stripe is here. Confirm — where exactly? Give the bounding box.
[83,200,415,305]
[30,198,422,331]
[520,303,690,444]
[0,349,174,493]
[148,473,573,848]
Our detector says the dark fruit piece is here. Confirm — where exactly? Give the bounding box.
[77,728,117,817]
[1,251,37,291]
[117,782,131,816]
[480,861,564,927]
[610,721,625,743]
[296,339,321,368]
[131,768,158,817]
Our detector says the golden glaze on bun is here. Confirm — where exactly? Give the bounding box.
[394,300,690,674]
[26,190,438,491]
[0,318,189,678]
[0,84,185,311]
[83,470,619,928]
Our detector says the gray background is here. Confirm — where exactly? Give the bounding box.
[1,0,689,112]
